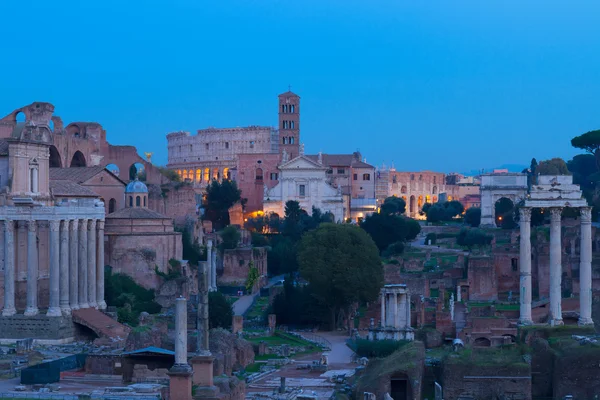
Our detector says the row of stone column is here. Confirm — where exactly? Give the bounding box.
[2,218,106,317]
[519,207,593,326]
[380,291,411,329]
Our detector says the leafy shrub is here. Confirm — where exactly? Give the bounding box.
[209,291,233,329]
[353,338,409,358]
[425,233,437,245]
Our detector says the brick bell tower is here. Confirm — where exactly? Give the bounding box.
[278,89,300,159]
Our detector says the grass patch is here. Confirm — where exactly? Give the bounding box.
[254,354,284,361]
[446,346,529,369]
[244,363,262,373]
[350,339,409,358]
[245,296,270,320]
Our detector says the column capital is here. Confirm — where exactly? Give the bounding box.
[580,206,593,223]
[49,220,60,232]
[28,220,37,233]
[549,207,563,222]
[88,219,96,230]
[79,218,88,229]
[71,219,79,230]
[97,220,105,230]
[4,219,14,233]
[519,207,532,222]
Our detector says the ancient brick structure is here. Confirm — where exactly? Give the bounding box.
[220,247,267,289]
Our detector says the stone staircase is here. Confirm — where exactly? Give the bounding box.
[72,308,131,342]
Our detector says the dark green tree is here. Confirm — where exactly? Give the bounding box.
[537,158,570,175]
[567,154,598,190]
[456,228,493,251]
[209,291,233,329]
[204,180,242,229]
[219,225,240,252]
[298,223,383,330]
[444,200,465,218]
[426,204,447,223]
[464,207,481,227]
[572,129,600,169]
[380,196,406,215]
[361,213,408,252]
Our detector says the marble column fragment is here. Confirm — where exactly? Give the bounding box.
[87,219,97,308]
[25,220,39,316]
[79,219,89,309]
[69,220,79,310]
[206,240,213,291]
[2,220,16,316]
[578,207,594,325]
[175,297,189,365]
[47,220,62,317]
[518,207,533,325]
[197,262,210,355]
[97,221,106,310]
[380,291,386,327]
[59,220,71,315]
[549,208,563,325]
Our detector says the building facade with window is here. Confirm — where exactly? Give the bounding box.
[263,155,344,222]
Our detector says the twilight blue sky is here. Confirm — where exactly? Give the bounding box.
[2,0,600,173]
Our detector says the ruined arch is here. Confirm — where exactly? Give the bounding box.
[223,167,230,180]
[409,195,416,214]
[473,337,491,347]
[70,151,86,167]
[495,197,516,228]
[129,162,146,181]
[106,164,120,177]
[418,195,424,209]
[204,168,210,182]
[433,186,437,194]
[401,185,407,194]
[196,169,202,182]
[49,145,62,168]
[15,111,26,123]
[212,168,219,180]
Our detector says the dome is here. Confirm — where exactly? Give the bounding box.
[125,178,148,194]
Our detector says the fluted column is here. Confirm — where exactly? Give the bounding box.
[78,219,89,309]
[2,220,16,316]
[392,292,398,329]
[518,207,533,325]
[549,208,563,325]
[206,239,213,290]
[96,220,106,310]
[69,220,79,310]
[87,219,97,308]
[380,291,386,327]
[578,207,593,325]
[59,220,71,316]
[47,220,61,317]
[24,220,39,316]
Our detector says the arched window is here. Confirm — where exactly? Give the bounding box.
[196,169,202,182]
[136,196,141,207]
[204,168,209,182]
[433,186,437,194]
[182,170,188,180]
[109,198,116,213]
[283,137,287,145]
[419,174,423,181]
[410,174,415,181]
[291,121,295,129]
[291,105,295,113]
[144,197,147,207]
[290,137,295,144]
[256,168,263,181]
[129,196,133,207]
[188,170,194,181]
[29,158,39,193]
[392,175,397,183]
[401,185,407,194]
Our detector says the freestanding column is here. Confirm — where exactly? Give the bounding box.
[392,292,398,328]
[96,220,106,310]
[59,220,71,315]
[197,262,210,354]
[206,239,213,290]
[211,251,217,290]
[87,219,97,308]
[69,220,79,310]
[169,296,193,400]
[380,291,386,327]
[578,207,594,325]
[78,219,89,309]
[2,220,16,316]
[24,220,39,316]
[518,207,533,325]
[406,293,411,328]
[549,208,563,325]
[47,220,62,317]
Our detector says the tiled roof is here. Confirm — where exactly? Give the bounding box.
[50,180,99,197]
[0,139,8,155]
[50,166,125,184]
[106,207,170,220]
[306,154,375,169]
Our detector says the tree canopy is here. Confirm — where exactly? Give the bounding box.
[204,180,242,229]
[536,158,570,175]
[298,223,383,329]
[572,129,600,169]
[456,227,493,251]
[219,225,241,252]
[360,212,420,252]
[424,201,464,223]
[209,291,233,329]
[567,154,599,190]
[380,196,406,215]
[464,207,481,227]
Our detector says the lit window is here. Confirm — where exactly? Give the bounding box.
[299,184,306,197]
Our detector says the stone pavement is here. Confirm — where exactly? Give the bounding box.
[314,332,354,365]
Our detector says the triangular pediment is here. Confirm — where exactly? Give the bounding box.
[279,155,326,170]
